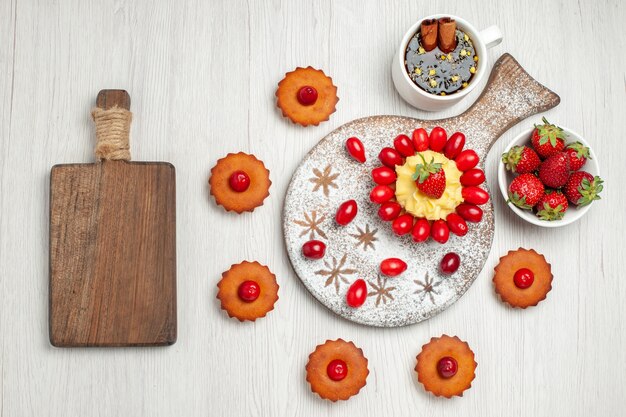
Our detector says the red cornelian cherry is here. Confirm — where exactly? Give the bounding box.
[297,85,318,105]
[514,268,534,289]
[446,213,468,236]
[462,186,490,205]
[443,132,466,159]
[229,170,250,192]
[440,252,461,274]
[346,137,366,163]
[371,166,397,185]
[326,359,348,381]
[370,185,395,203]
[378,147,403,168]
[380,258,407,277]
[346,279,367,308]
[429,127,448,152]
[456,203,483,222]
[411,218,430,242]
[392,214,414,236]
[460,168,485,186]
[336,200,358,226]
[431,220,450,244]
[412,128,429,152]
[393,134,415,157]
[455,149,479,171]
[378,202,402,221]
[237,280,261,302]
[437,356,458,379]
[302,240,326,259]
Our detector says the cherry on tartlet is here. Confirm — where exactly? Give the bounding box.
[228,170,250,192]
[306,339,369,402]
[297,86,319,106]
[237,280,261,302]
[369,126,489,244]
[415,335,477,398]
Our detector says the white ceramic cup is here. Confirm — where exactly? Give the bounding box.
[391,14,503,112]
[498,126,600,228]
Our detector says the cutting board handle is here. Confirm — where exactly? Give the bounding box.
[93,90,132,161]
[457,53,560,152]
[96,89,131,111]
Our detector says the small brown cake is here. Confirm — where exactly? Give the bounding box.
[209,152,271,213]
[415,335,477,398]
[217,261,279,321]
[276,67,338,126]
[493,248,553,308]
[306,339,369,401]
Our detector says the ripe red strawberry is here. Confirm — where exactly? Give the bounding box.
[563,171,604,206]
[535,190,568,221]
[412,153,446,199]
[564,141,590,171]
[531,117,566,159]
[502,145,541,174]
[508,173,545,209]
[538,152,570,188]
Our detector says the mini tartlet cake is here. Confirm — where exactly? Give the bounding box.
[306,339,369,402]
[415,335,477,398]
[493,248,553,308]
[276,67,338,126]
[209,152,271,213]
[217,261,279,321]
[395,150,463,219]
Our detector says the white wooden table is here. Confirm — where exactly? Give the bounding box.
[1,0,624,415]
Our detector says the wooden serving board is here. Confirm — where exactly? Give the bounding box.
[283,54,560,327]
[49,90,177,347]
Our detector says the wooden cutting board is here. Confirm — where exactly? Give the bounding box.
[49,90,177,347]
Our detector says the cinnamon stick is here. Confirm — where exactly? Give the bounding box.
[420,19,438,52]
[437,17,457,53]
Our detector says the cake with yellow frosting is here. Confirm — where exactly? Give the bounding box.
[395,150,463,221]
[368,126,489,244]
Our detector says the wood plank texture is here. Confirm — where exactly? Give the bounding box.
[49,161,176,346]
[0,0,624,415]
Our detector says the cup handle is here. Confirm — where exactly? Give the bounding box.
[480,25,503,49]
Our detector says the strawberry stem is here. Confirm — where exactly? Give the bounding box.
[534,117,566,146]
[411,153,442,184]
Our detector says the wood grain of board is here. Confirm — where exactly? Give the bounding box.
[0,0,625,416]
[49,90,177,347]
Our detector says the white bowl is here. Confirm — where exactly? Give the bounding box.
[498,125,600,227]
[391,14,502,112]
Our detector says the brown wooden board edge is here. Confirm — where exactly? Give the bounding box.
[48,161,178,348]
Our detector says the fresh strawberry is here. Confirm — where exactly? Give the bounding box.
[538,152,570,188]
[502,145,541,174]
[412,153,446,199]
[508,173,545,209]
[563,171,603,206]
[531,117,566,159]
[564,141,590,171]
[535,190,568,221]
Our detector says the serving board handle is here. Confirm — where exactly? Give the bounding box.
[454,53,560,152]
[96,89,130,111]
[93,89,132,161]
